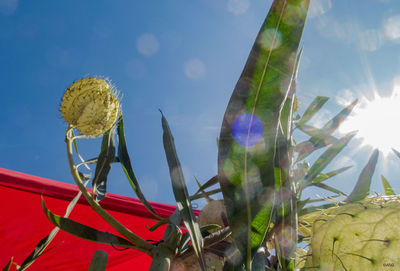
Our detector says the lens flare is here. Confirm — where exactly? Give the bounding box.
[232,113,264,147]
[339,86,400,155]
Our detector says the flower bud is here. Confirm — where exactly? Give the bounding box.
[61,77,120,136]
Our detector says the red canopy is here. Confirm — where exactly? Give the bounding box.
[0,168,186,270]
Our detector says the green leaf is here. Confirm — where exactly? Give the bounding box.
[322,99,358,135]
[2,258,13,271]
[117,115,162,220]
[298,96,329,126]
[298,132,356,189]
[41,196,138,249]
[381,175,395,195]
[190,188,222,201]
[298,203,337,216]
[191,175,219,200]
[311,166,353,184]
[296,124,337,144]
[88,250,108,271]
[19,181,89,271]
[217,0,310,267]
[312,183,347,196]
[160,111,205,270]
[92,128,116,201]
[295,99,357,162]
[392,148,400,159]
[346,149,379,202]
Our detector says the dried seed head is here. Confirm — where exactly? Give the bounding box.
[61,77,120,136]
[171,252,224,271]
[197,200,232,243]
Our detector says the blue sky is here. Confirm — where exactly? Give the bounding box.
[1,0,400,207]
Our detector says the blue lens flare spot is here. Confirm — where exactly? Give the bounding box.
[232,113,264,147]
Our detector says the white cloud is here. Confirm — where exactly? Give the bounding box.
[136,33,159,56]
[227,0,250,15]
[0,0,18,15]
[335,89,357,107]
[358,29,383,52]
[184,58,206,80]
[315,15,382,52]
[309,0,332,18]
[383,15,400,42]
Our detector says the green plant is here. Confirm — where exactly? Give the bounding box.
[4,0,395,270]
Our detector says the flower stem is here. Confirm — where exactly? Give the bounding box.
[65,125,154,255]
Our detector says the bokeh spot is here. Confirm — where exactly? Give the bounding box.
[232,113,264,147]
[184,58,206,80]
[259,28,282,50]
[136,33,159,56]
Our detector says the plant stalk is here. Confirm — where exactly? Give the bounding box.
[65,126,153,255]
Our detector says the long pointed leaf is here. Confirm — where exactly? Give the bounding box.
[295,100,357,162]
[218,0,310,267]
[346,149,379,202]
[299,131,356,189]
[92,128,116,201]
[88,250,108,271]
[160,112,205,270]
[19,180,89,271]
[2,258,13,271]
[381,175,395,195]
[193,175,219,194]
[311,166,353,184]
[312,182,347,196]
[41,196,139,250]
[298,96,329,126]
[117,115,162,220]
[323,99,358,132]
[392,148,400,160]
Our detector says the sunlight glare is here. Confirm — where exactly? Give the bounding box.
[339,86,400,155]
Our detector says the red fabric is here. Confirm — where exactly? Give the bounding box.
[0,168,196,270]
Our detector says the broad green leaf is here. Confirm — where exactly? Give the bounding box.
[160,112,205,270]
[117,115,162,220]
[298,132,356,189]
[88,250,108,271]
[217,0,309,267]
[381,175,395,195]
[41,196,138,250]
[92,128,116,201]
[297,96,329,126]
[346,149,379,202]
[311,166,353,184]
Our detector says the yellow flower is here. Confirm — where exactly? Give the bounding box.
[61,77,120,136]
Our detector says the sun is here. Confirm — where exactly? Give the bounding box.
[340,89,400,156]
[339,86,400,156]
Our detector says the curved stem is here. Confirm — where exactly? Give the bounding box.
[65,126,154,255]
